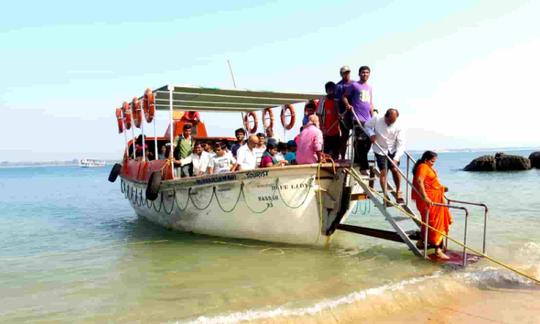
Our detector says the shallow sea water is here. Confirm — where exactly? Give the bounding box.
[0,150,539,323]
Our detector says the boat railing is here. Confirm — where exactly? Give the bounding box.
[348,109,488,265]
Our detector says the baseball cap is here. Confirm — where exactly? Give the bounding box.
[340,65,351,74]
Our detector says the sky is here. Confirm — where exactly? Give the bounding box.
[1,0,539,161]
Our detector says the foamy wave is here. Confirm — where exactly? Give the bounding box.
[182,272,442,324]
[517,242,540,260]
[460,266,539,288]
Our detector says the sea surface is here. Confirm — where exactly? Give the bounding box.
[1,150,539,323]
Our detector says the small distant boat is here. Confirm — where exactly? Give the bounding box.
[79,159,106,168]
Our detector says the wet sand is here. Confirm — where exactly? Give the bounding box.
[250,286,540,324]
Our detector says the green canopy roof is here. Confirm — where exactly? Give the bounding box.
[150,85,322,112]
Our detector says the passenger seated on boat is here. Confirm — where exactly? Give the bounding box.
[231,128,246,158]
[302,100,317,126]
[275,142,286,162]
[158,144,169,160]
[222,140,234,159]
[296,115,324,164]
[235,135,259,171]
[173,124,194,178]
[284,140,297,165]
[265,127,282,144]
[208,142,238,174]
[191,142,211,176]
[202,141,215,157]
[259,142,288,168]
[254,132,266,166]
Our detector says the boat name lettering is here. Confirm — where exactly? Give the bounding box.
[246,170,269,179]
[195,174,237,185]
[271,182,312,190]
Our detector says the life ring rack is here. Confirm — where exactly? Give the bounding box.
[243,111,258,133]
[143,88,156,123]
[280,104,296,130]
[131,97,142,128]
[116,108,124,133]
[262,108,274,130]
[122,101,132,130]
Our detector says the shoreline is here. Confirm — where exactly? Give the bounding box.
[241,286,540,324]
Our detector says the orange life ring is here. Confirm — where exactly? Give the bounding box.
[131,97,142,128]
[143,88,155,123]
[122,101,132,130]
[116,108,124,133]
[243,111,258,133]
[280,104,296,130]
[262,108,274,130]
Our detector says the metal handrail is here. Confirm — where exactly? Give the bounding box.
[348,109,485,264]
[446,199,489,255]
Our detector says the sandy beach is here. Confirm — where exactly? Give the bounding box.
[247,279,540,324]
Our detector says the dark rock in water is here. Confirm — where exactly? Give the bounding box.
[529,151,540,169]
[463,155,496,171]
[495,153,531,171]
[464,153,531,171]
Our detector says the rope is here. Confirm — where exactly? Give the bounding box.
[173,188,190,211]
[189,187,215,210]
[160,191,175,214]
[241,181,270,214]
[151,194,163,213]
[348,167,540,285]
[214,184,243,213]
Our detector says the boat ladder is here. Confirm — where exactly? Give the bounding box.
[334,111,489,265]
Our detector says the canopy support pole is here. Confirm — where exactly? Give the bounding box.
[141,111,146,161]
[122,110,129,158]
[169,86,175,178]
[153,113,158,160]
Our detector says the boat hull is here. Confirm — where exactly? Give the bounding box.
[120,165,353,246]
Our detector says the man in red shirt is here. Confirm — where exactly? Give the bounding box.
[317,81,340,159]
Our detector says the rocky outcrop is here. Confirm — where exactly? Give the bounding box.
[529,151,540,169]
[464,152,531,171]
[463,155,496,171]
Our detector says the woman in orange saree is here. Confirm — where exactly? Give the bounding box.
[412,151,452,259]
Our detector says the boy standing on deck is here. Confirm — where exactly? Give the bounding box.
[317,81,340,160]
[173,124,194,177]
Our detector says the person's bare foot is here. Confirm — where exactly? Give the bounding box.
[436,248,450,260]
[416,240,424,249]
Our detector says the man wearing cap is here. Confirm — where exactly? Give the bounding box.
[336,65,354,160]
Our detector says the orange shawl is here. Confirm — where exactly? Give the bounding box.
[412,163,452,246]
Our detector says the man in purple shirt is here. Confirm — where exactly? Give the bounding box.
[343,66,374,174]
[296,115,323,164]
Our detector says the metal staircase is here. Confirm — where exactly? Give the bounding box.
[334,110,489,265]
[347,167,423,256]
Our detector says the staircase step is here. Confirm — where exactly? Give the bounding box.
[392,216,411,222]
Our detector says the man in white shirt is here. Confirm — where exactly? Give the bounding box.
[364,108,405,203]
[235,135,259,171]
[191,142,211,176]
